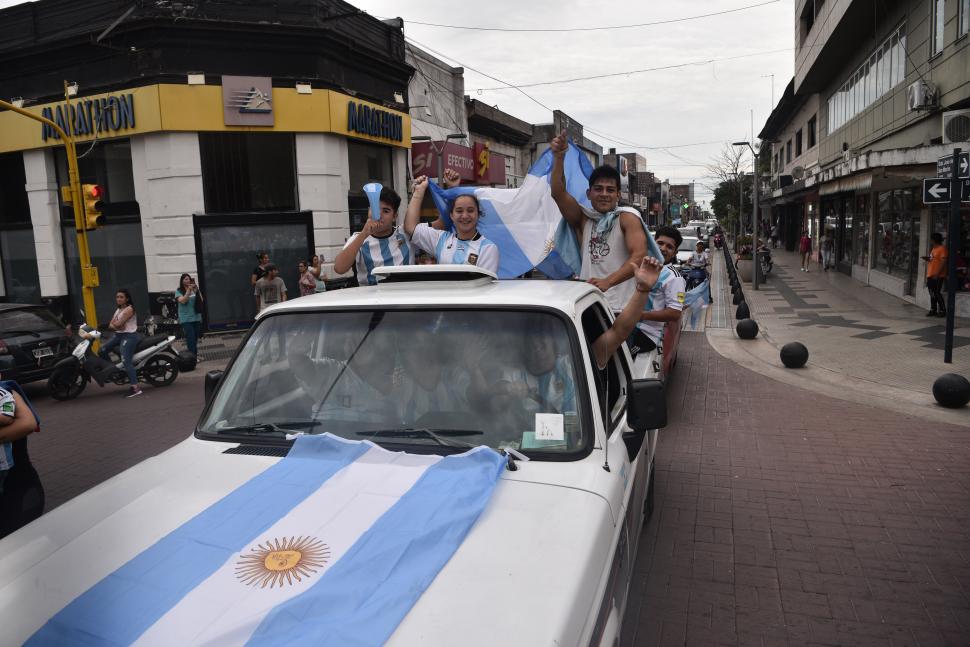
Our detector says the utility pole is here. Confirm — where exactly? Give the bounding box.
[944,147,961,363]
[0,83,100,333]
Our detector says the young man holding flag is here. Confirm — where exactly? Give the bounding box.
[549,132,648,314]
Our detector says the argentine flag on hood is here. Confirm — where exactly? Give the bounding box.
[427,141,663,279]
[27,434,504,647]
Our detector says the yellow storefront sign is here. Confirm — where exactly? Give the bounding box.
[0,84,410,154]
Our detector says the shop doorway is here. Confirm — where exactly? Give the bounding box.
[837,194,854,275]
[194,213,314,331]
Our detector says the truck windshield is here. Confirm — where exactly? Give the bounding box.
[199,309,588,456]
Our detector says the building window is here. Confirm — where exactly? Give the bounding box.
[54,139,138,220]
[347,141,394,233]
[827,23,906,132]
[961,0,970,36]
[875,189,919,280]
[932,0,945,55]
[0,152,41,303]
[200,133,297,213]
[800,0,826,43]
[808,115,817,147]
[854,194,870,267]
[786,140,792,164]
[795,129,803,157]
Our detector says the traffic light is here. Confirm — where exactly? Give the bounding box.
[81,184,105,230]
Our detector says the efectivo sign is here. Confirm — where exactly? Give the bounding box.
[40,93,135,141]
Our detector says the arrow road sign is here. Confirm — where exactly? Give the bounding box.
[924,177,970,204]
[937,152,970,178]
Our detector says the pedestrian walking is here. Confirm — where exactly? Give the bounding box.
[174,273,203,356]
[297,261,316,297]
[99,288,142,398]
[309,254,327,293]
[923,232,948,317]
[799,231,812,272]
[821,233,835,271]
[251,252,270,311]
[333,187,412,286]
[549,131,647,313]
[405,175,500,273]
[254,265,287,312]
[770,223,780,249]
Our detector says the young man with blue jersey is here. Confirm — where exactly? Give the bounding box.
[629,225,685,355]
[333,187,413,286]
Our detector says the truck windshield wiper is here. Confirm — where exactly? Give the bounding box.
[356,427,482,448]
[214,421,320,436]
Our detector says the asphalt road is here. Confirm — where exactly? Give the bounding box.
[19,362,215,511]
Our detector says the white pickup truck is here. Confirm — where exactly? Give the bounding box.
[0,265,667,647]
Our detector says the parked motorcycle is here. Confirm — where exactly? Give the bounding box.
[757,247,773,276]
[713,233,724,250]
[47,324,181,401]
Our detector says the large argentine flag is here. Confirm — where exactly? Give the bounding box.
[428,141,663,279]
[28,435,505,647]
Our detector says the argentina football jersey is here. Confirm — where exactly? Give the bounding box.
[410,223,499,272]
[347,229,413,286]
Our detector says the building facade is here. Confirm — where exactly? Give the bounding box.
[0,0,414,330]
[763,0,970,314]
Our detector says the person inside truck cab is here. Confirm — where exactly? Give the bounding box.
[404,174,500,273]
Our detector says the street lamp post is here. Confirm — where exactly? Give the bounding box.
[733,140,760,290]
[411,133,467,184]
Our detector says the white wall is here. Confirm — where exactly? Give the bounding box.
[295,133,350,276]
[129,132,205,292]
[23,149,69,297]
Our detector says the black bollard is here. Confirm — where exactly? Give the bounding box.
[932,373,970,408]
[735,301,750,320]
[736,319,759,339]
[780,342,809,368]
[732,291,744,305]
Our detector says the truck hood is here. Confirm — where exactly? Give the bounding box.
[0,438,614,647]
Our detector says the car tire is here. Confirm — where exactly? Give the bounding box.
[144,354,179,387]
[47,366,87,401]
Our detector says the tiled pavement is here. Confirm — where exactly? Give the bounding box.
[621,333,970,646]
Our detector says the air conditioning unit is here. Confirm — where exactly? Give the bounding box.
[943,109,970,144]
[791,166,805,180]
[907,80,936,111]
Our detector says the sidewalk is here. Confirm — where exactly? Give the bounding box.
[706,248,970,427]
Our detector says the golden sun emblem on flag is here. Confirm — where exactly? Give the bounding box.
[543,238,555,255]
[235,536,330,588]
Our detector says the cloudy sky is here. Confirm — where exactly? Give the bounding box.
[0,0,795,206]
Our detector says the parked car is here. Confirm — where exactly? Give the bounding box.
[676,236,700,265]
[0,265,668,647]
[0,303,73,385]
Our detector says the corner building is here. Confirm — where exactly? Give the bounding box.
[0,0,413,330]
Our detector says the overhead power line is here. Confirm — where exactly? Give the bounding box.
[396,0,781,32]
[469,47,792,91]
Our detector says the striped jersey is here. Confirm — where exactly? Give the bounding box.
[0,387,13,472]
[494,356,577,415]
[395,366,471,425]
[637,266,686,345]
[345,228,413,286]
[411,223,499,273]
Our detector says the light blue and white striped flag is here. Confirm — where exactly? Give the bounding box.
[683,279,711,328]
[427,141,663,279]
[27,434,505,647]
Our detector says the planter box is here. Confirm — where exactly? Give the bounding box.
[736,259,753,282]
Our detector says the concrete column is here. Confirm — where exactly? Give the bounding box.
[392,147,409,224]
[295,133,350,276]
[130,132,205,293]
[23,149,69,298]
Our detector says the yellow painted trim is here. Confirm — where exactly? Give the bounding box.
[0,84,410,153]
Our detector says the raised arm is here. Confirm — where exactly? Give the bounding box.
[593,258,661,369]
[333,220,375,275]
[405,175,429,237]
[549,130,584,229]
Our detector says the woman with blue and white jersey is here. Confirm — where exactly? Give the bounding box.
[404,175,500,273]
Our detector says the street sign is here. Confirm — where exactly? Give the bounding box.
[923,177,970,203]
[937,152,970,178]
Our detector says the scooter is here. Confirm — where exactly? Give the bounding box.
[682,262,709,292]
[47,324,181,400]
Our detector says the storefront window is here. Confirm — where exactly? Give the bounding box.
[200,133,297,213]
[875,189,919,283]
[0,151,41,303]
[55,139,137,209]
[62,223,149,324]
[840,194,853,266]
[854,194,870,267]
[348,141,393,233]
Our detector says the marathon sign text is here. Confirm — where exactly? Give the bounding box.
[347,101,403,142]
[40,94,135,141]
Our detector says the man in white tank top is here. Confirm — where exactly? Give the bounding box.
[549,132,647,313]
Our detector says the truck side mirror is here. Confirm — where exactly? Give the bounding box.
[627,378,666,432]
[204,370,223,405]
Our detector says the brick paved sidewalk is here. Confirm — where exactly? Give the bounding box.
[622,333,970,646]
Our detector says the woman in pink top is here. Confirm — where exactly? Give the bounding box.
[98,288,143,398]
[798,231,813,272]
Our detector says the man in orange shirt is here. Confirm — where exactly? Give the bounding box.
[924,232,948,317]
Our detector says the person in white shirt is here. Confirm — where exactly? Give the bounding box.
[627,227,686,357]
[333,188,412,286]
[404,175,499,273]
[98,288,143,397]
[549,131,647,313]
[688,242,709,272]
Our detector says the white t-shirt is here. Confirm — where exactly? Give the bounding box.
[688,250,709,267]
[579,206,637,312]
[411,223,499,272]
[636,266,686,345]
[344,229,413,286]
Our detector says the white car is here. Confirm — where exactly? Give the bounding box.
[0,265,666,647]
[677,236,700,264]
